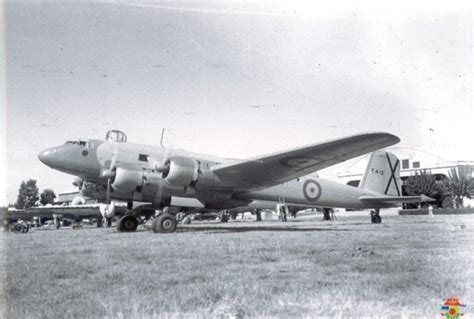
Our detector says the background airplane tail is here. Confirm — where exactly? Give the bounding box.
[359,151,401,196]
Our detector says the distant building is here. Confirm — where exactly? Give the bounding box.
[336,147,474,195]
[56,189,97,205]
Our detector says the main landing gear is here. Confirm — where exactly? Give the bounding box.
[116,215,139,232]
[152,213,177,233]
[115,207,178,233]
[116,214,178,233]
[370,209,382,224]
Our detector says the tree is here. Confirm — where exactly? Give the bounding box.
[15,179,39,209]
[40,189,56,206]
[445,167,474,208]
[404,170,445,208]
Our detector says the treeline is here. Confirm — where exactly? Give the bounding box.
[13,179,56,209]
[404,167,474,208]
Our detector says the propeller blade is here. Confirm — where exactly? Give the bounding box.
[153,146,171,205]
[100,143,119,179]
[109,143,119,170]
[106,177,111,204]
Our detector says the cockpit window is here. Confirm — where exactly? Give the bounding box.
[65,140,89,148]
[106,130,127,142]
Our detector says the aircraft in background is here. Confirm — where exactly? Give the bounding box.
[38,130,431,233]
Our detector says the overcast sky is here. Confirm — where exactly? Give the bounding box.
[1,1,472,205]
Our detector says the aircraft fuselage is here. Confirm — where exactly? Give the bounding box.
[39,137,392,210]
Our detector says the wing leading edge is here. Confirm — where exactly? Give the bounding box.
[211,132,400,190]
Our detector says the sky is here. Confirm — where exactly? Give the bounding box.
[1,0,472,206]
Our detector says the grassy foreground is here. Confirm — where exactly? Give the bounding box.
[2,213,473,318]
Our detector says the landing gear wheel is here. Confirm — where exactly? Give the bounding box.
[13,223,24,233]
[152,214,177,233]
[116,215,138,232]
[370,210,382,224]
[13,224,22,233]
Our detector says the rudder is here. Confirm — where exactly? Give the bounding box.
[359,151,401,196]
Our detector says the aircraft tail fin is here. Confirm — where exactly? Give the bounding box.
[359,151,401,196]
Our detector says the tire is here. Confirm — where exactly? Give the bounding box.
[13,223,23,233]
[152,214,177,233]
[116,215,138,232]
[373,215,382,224]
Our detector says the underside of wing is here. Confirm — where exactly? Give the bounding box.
[211,132,400,191]
[359,194,435,204]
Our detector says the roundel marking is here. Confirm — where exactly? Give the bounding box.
[280,156,319,168]
[303,179,322,202]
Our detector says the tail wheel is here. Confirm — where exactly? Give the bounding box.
[152,214,177,233]
[373,215,382,223]
[371,214,382,224]
[116,215,138,232]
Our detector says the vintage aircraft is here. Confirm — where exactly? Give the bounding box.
[38,130,430,233]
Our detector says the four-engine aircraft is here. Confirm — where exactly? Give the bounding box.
[38,130,430,233]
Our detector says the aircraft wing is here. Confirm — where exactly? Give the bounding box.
[211,132,400,190]
[359,194,435,204]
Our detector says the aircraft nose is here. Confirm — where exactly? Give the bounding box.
[38,148,57,167]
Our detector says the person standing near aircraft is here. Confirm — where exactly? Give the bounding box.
[322,208,332,221]
[279,206,287,222]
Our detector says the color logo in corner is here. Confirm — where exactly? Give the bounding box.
[440,297,466,318]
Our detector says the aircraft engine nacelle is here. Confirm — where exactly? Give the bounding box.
[163,156,200,188]
[112,167,144,193]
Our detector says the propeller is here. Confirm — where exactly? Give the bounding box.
[98,144,119,220]
[154,128,173,206]
[101,143,119,204]
[152,144,172,208]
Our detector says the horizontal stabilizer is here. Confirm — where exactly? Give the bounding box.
[359,194,435,204]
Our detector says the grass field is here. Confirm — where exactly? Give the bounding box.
[2,213,473,318]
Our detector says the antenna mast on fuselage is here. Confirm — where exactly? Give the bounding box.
[160,128,165,147]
